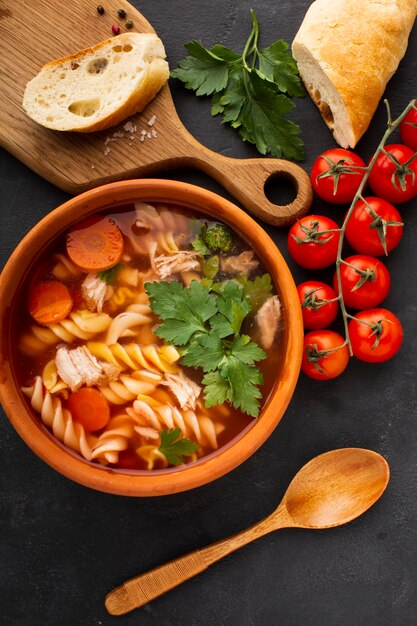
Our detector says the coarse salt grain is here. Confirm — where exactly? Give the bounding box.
[103,115,157,153]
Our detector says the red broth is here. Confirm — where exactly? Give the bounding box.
[15,202,284,471]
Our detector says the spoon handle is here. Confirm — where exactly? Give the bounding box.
[105,507,292,616]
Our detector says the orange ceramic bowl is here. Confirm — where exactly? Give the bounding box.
[0,179,303,496]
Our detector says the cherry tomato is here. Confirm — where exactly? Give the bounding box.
[345,197,403,256]
[400,107,417,151]
[348,308,403,363]
[368,144,417,203]
[288,215,341,270]
[301,330,349,380]
[297,281,338,329]
[311,148,366,204]
[333,255,391,310]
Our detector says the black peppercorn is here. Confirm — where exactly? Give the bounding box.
[117,9,126,18]
[126,19,133,28]
[96,5,105,15]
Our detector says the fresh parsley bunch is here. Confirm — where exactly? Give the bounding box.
[171,9,304,160]
[145,279,268,417]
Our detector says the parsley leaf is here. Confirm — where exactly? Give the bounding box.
[146,280,217,345]
[192,237,210,257]
[181,334,225,372]
[202,255,219,279]
[210,280,251,336]
[230,335,266,364]
[172,10,304,160]
[145,279,267,417]
[221,357,264,417]
[158,428,199,465]
[202,371,230,407]
[97,263,124,284]
[170,41,231,96]
[257,41,304,97]
[223,70,303,160]
[236,273,273,312]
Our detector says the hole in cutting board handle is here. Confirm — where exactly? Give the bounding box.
[264,173,298,207]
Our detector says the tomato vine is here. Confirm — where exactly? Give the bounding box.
[334,99,417,355]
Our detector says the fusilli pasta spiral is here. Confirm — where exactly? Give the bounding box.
[91,414,134,464]
[19,310,112,356]
[126,389,221,450]
[22,377,96,461]
[86,342,180,374]
[130,203,188,256]
[42,360,69,396]
[98,372,160,405]
[105,303,154,344]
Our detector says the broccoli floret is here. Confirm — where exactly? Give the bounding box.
[203,224,233,252]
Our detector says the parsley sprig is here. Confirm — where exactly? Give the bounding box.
[171,9,304,160]
[158,428,200,465]
[145,280,267,417]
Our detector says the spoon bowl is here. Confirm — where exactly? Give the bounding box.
[283,448,390,528]
[105,448,390,615]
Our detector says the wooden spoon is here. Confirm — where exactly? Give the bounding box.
[105,448,390,615]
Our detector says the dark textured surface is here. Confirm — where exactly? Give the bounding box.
[1,1,417,624]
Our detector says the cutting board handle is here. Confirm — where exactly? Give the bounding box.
[155,117,313,226]
[193,151,313,226]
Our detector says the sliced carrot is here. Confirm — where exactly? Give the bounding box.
[66,215,124,272]
[28,280,73,325]
[67,388,110,432]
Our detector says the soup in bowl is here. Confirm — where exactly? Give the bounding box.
[0,180,303,495]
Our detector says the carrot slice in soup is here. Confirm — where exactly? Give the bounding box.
[66,215,124,271]
[67,388,110,432]
[29,280,73,324]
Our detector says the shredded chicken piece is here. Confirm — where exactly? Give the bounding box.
[55,346,120,392]
[256,295,282,350]
[152,249,201,281]
[221,250,259,276]
[161,370,201,410]
[81,273,111,313]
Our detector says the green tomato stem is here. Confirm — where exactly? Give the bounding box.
[335,98,416,356]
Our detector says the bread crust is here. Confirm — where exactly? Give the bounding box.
[23,33,169,132]
[292,0,417,147]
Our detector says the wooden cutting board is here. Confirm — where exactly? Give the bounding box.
[0,0,312,225]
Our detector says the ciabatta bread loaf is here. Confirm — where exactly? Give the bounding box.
[292,0,417,148]
[23,33,169,132]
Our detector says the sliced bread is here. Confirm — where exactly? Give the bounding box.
[22,33,169,132]
[292,0,417,148]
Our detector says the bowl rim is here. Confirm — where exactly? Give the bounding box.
[0,179,303,496]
